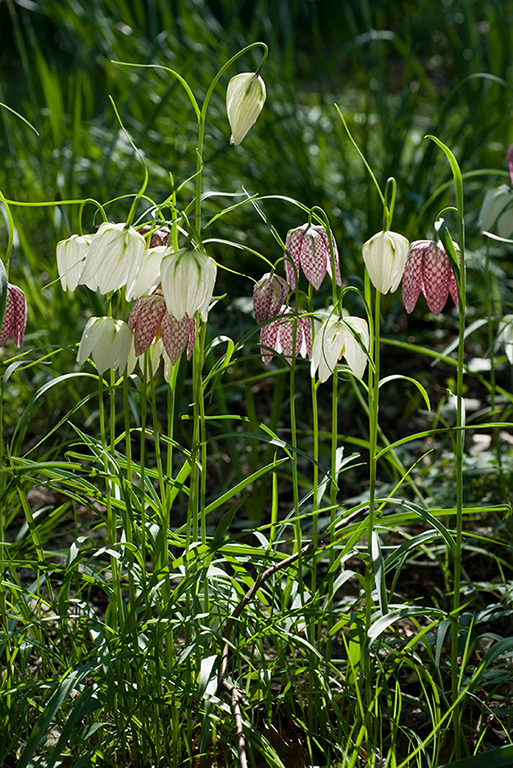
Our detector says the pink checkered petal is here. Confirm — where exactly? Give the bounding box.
[322,230,342,287]
[260,319,279,365]
[275,316,294,358]
[298,228,327,291]
[284,226,307,289]
[186,315,196,360]
[422,243,452,316]
[129,294,166,355]
[402,242,425,314]
[253,273,289,324]
[298,314,312,358]
[160,311,188,366]
[0,284,27,347]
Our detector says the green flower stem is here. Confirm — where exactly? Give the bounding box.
[99,378,119,634]
[194,42,268,239]
[122,374,136,610]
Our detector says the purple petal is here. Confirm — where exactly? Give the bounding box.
[0,284,27,347]
[160,311,188,366]
[129,294,166,355]
[402,242,425,314]
[422,243,452,315]
[284,226,306,289]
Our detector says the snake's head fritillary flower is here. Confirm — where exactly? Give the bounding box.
[77,317,134,376]
[260,308,312,365]
[56,234,92,291]
[0,283,27,348]
[284,224,342,291]
[402,240,459,315]
[253,273,290,324]
[160,248,217,322]
[362,230,409,294]
[78,222,147,294]
[311,314,369,383]
[128,291,196,368]
[226,72,266,146]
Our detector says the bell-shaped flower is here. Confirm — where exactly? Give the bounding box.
[128,290,196,367]
[226,72,266,146]
[311,314,369,383]
[260,307,312,365]
[0,283,27,347]
[498,315,513,365]
[160,247,217,322]
[253,273,290,324]
[284,224,342,291]
[77,316,134,376]
[362,230,409,294]
[78,222,147,294]
[56,234,92,291]
[402,240,459,315]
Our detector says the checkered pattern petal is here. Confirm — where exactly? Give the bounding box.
[253,273,289,324]
[260,318,280,365]
[128,293,167,355]
[300,227,329,291]
[284,226,307,289]
[422,242,452,315]
[0,284,27,347]
[402,242,426,314]
[160,311,189,366]
[298,314,312,359]
[318,228,342,287]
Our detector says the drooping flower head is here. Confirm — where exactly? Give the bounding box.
[77,317,134,376]
[78,222,147,294]
[362,230,409,294]
[128,291,196,367]
[311,314,369,383]
[284,224,342,291]
[402,240,459,315]
[160,247,217,322]
[253,273,289,324]
[226,72,266,146]
[260,308,312,365]
[0,283,27,348]
[56,234,92,291]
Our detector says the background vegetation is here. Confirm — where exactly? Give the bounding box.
[1,0,513,766]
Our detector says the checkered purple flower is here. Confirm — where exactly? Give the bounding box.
[0,283,27,347]
[284,224,342,291]
[260,308,312,365]
[253,273,289,324]
[128,291,196,367]
[402,240,459,315]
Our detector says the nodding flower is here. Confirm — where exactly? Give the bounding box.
[284,224,342,291]
[402,240,459,315]
[226,72,266,146]
[260,308,312,365]
[362,230,409,295]
[311,314,369,383]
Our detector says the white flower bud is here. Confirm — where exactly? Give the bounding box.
[362,230,409,295]
[226,72,266,146]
